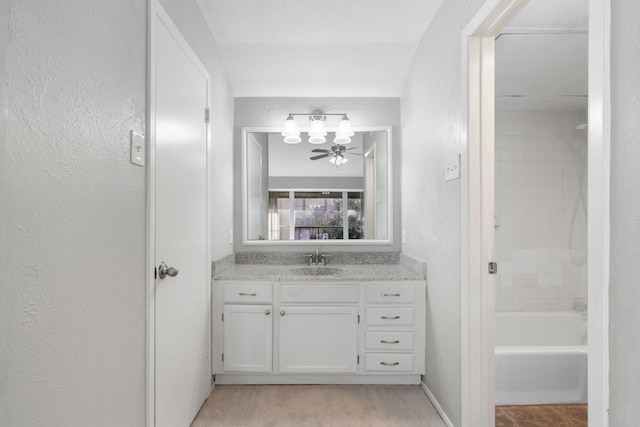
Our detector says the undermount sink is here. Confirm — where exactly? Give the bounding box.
[287,266,345,276]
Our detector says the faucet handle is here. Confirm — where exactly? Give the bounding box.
[321,253,332,266]
[306,253,314,266]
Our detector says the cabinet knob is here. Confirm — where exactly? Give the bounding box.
[265,309,271,315]
[280,311,285,316]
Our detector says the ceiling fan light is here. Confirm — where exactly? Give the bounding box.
[283,135,302,144]
[340,155,348,165]
[329,156,337,165]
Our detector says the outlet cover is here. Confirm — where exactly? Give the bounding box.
[445,154,460,181]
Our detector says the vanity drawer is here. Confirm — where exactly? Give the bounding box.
[224,283,272,303]
[365,331,414,351]
[280,284,358,303]
[364,353,414,372]
[365,307,414,326]
[365,284,415,304]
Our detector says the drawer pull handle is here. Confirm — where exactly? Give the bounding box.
[265,310,271,315]
[380,362,400,366]
[239,292,257,296]
[381,293,401,297]
[381,340,400,344]
[381,316,400,320]
[280,311,286,316]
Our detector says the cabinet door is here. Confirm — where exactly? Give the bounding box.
[223,304,272,372]
[279,306,358,373]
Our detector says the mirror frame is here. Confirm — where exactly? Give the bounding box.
[241,126,394,247]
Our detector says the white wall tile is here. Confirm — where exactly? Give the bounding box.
[495,110,588,312]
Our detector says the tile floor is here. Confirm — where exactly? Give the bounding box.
[496,404,588,427]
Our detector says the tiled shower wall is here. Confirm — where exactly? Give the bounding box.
[495,110,588,312]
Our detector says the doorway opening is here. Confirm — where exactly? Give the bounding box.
[461,0,610,426]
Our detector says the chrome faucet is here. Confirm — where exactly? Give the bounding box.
[305,249,330,266]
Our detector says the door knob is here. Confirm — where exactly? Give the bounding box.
[158,262,179,279]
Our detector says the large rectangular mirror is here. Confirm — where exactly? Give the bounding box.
[242,127,393,245]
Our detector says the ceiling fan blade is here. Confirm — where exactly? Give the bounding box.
[310,154,330,160]
[311,149,330,153]
[349,153,364,156]
[345,147,358,151]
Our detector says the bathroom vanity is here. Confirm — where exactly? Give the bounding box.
[212,263,425,385]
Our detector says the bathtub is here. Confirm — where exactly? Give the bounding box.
[494,311,587,405]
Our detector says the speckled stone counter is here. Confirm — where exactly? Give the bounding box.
[213,254,426,282]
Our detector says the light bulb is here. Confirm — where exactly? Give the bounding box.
[308,118,327,144]
[337,118,354,137]
[282,115,301,143]
[283,135,302,144]
[333,134,351,144]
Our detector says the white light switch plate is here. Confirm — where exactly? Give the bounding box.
[130,130,145,167]
[445,154,460,181]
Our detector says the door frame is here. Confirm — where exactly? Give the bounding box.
[460,0,611,426]
[146,2,213,426]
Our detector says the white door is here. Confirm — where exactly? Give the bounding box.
[153,7,210,427]
[223,305,273,372]
[279,306,358,373]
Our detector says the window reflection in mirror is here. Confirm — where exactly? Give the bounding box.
[268,191,365,241]
[243,128,391,244]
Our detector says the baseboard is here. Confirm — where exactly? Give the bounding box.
[215,374,422,385]
[421,381,455,427]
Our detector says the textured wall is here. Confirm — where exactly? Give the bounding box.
[401,0,489,425]
[3,0,147,425]
[158,0,234,261]
[233,97,401,253]
[610,0,640,424]
[0,0,8,419]
[495,110,588,312]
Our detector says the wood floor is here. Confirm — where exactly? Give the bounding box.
[191,385,446,426]
[496,404,588,427]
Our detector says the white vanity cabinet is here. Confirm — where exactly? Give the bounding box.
[279,306,358,373]
[213,279,425,384]
[279,283,359,373]
[220,283,273,373]
[363,283,421,373]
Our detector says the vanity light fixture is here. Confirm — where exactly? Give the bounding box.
[282,110,353,145]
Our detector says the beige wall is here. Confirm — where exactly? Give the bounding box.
[402,0,496,424]
[2,1,147,424]
[610,0,640,424]
[0,0,232,425]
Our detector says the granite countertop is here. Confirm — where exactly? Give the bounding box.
[213,262,424,282]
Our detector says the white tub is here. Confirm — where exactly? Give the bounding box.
[495,311,587,405]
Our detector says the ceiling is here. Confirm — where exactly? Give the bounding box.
[196,0,444,97]
[196,0,588,108]
[496,0,588,110]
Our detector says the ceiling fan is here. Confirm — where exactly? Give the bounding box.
[310,144,361,166]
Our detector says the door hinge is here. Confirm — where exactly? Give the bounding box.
[357,355,360,364]
[205,108,210,124]
[357,314,360,324]
[488,262,498,275]
[222,313,224,322]
[222,353,224,362]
